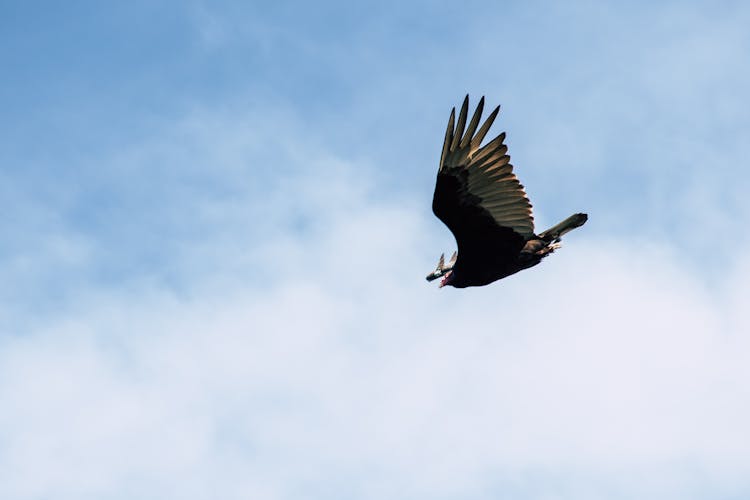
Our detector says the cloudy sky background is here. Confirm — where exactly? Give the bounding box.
[2,1,750,499]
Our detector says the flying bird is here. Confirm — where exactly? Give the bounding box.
[426,96,587,288]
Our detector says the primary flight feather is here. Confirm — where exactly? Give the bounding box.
[427,96,587,288]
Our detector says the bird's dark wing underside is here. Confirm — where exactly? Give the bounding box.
[433,169,526,264]
[432,95,534,264]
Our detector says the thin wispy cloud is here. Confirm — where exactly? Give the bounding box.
[1,1,749,499]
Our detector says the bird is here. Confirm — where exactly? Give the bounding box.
[426,96,587,288]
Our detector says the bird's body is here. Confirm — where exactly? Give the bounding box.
[427,96,587,288]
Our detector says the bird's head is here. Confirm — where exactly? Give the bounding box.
[439,270,454,288]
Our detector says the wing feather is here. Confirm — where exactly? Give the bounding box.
[460,97,484,149]
[439,108,455,168]
[450,95,469,151]
[470,106,500,152]
[433,96,535,242]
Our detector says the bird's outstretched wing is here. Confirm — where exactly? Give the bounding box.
[432,96,535,260]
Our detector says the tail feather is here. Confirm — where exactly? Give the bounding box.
[538,213,588,242]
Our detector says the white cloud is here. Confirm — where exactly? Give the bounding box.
[3,3,750,494]
[1,133,749,499]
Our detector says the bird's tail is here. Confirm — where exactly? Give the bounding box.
[538,213,588,242]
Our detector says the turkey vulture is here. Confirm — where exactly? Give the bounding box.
[426,96,587,288]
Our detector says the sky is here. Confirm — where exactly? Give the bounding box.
[1,1,750,499]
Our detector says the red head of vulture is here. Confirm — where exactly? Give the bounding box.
[426,96,587,288]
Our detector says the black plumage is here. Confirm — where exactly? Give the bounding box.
[427,96,587,288]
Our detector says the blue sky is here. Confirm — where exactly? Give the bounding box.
[1,1,750,499]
